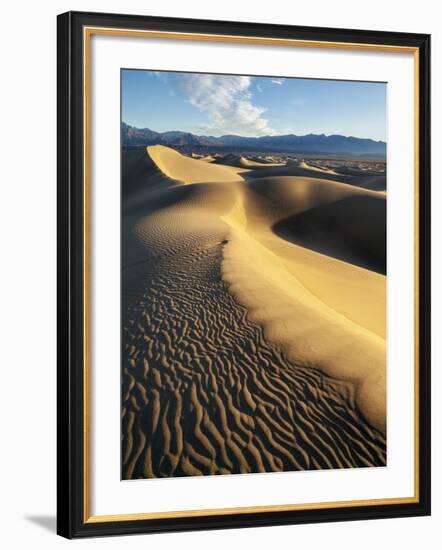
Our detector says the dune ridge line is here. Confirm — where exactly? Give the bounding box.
[146,145,386,434]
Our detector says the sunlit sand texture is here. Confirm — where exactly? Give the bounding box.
[121,145,386,479]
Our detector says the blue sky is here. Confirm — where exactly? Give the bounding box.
[122,69,386,141]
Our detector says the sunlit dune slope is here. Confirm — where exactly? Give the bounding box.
[244,161,386,192]
[298,160,338,175]
[143,146,386,434]
[212,153,285,169]
[148,144,248,183]
[239,156,286,168]
[246,176,386,273]
[222,213,386,434]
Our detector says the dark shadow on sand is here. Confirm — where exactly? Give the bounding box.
[273,195,386,274]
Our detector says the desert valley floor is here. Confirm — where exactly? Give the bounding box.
[121,146,387,479]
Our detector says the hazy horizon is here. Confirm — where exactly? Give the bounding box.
[122,69,387,142]
[122,120,386,143]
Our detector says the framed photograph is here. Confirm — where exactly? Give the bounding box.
[57,11,431,538]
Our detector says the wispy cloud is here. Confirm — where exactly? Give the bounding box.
[152,71,166,81]
[178,74,274,136]
[271,78,284,85]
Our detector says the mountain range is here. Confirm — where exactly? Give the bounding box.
[122,122,386,158]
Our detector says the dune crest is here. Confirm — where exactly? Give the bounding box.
[222,228,386,433]
[298,160,338,175]
[148,145,248,183]
[122,146,387,478]
[146,146,386,434]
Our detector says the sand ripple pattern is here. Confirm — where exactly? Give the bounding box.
[122,234,386,479]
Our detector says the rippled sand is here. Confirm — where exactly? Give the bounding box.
[121,146,386,479]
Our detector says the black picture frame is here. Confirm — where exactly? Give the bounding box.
[57,10,431,539]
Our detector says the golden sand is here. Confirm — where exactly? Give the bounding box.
[145,146,386,433]
[121,146,387,479]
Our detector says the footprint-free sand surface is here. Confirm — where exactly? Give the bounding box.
[122,145,386,479]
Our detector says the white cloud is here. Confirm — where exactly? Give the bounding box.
[271,78,284,85]
[152,71,169,86]
[178,74,274,136]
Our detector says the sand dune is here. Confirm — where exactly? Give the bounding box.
[243,161,386,192]
[245,175,386,274]
[212,153,285,169]
[191,153,216,162]
[121,146,387,479]
[238,156,286,168]
[148,145,248,183]
[122,147,177,200]
[298,160,338,175]
[333,164,385,177]
[273,193,386,274]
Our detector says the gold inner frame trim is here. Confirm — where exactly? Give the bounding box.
[83,26,420,524]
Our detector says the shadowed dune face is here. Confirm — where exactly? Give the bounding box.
[273,195,386,274]
[212,153,285,169]
[239,156,286,168]
[244,175,382,221]
[122,147,179,209]
[298,160,338,175]
[121,146,387,479]
[243,162,386,192]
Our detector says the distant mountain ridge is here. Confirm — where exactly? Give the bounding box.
[122,122,386,157]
